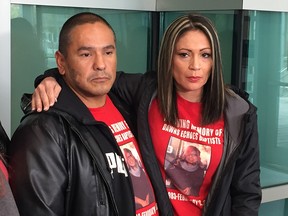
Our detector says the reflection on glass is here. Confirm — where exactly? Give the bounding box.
[11,4,150,133]
[11,14,47,134]
[278,63,288,149]
[259,199,288,216]
[245,11,288,188]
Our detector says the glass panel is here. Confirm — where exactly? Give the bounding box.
[259,199,288,216]
[245,11,288,188]
[161,11,235,84]
[11,4,150,133]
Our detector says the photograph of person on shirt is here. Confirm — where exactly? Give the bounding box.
[164,137,209,197]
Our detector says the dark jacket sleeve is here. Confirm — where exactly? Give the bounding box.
[111,71,156,108]
[34,68,61,88]
[8,113,68,216]
[231,104,262,215]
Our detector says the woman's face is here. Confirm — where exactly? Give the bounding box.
[124,151,137,167]
[172,29,212,102]
[184,147,200,165]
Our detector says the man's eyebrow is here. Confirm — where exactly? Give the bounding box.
[77,45,115,52]
[103,44,116,50]
[77,46,94,52]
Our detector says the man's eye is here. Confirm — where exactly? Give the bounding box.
[80,53,90,57]
[106,51,113,55]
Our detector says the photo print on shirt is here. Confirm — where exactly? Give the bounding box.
[164,137,211,197]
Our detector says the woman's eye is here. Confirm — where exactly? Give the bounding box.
[202,53,211,58]
[179,52,189,58]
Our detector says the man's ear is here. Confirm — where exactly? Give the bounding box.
[55,51,66,75]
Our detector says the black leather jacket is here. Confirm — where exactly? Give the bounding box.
[8,76,139,216]
[112,71,262,216]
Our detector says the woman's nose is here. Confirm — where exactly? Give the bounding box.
[189,55,201,70]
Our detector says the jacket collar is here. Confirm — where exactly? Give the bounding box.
[225,89,249,144]
[52,76,96,124]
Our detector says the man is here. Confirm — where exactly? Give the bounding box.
[8,12,163,216]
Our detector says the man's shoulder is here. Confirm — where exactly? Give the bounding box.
[17,110,67,135]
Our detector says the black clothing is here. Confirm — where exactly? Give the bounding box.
[33,68,174,216]
[130,167,155,209]
[8,77,136,216]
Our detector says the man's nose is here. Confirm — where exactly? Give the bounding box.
[93,54,106,71]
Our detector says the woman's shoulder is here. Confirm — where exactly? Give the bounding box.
[225,86,250,116]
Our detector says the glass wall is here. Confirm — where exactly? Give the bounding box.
[11,5,151,133]
[244,10,288,215]
[259,199,288,216]
[245,11,288,188]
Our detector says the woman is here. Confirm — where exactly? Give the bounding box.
[0,122,19,216]
[30,14,261,215]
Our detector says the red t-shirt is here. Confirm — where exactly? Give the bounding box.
[148,95,224,216]
[90,96,158,216]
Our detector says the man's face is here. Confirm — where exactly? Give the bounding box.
[56,22,117,108]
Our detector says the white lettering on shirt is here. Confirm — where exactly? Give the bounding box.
[106,152,128,177]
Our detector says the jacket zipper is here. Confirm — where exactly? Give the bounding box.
[68,120,120,215]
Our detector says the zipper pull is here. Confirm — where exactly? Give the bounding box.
[110,168,114,179]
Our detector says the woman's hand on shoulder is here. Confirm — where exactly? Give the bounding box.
[32,77,61,112]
